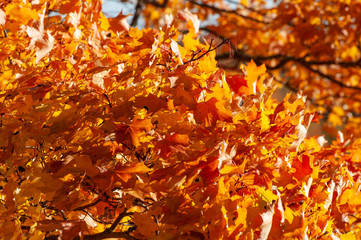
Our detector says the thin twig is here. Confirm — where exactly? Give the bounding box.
[183,38,230,65]
[103,94,112,108]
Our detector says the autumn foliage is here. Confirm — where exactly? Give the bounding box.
[1,0,361,239]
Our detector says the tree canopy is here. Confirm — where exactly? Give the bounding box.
[1,0,361,239]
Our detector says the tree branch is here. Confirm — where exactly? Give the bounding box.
[270,73,332,112]
[299,62,361,91]
[216,50,361,91]
[83,231,138,240]
[131,0,143,27]
[187,0,270,24]
[183,38,230,65]
[146,0,169,8]
[104,210,133,233]
[44,210,135,240]
[45,231,138,240]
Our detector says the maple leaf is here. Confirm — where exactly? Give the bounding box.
[4,2,39,27]
[134,94,168,113]
[132,212,159,238]
[226,74,247,95]
[292,155,313,181]
[241,60,267,95]
[194,98,232,127]
[115,162,149,182]
[155,133,190,157]
[109,12,130,33]
[115,117,153,147]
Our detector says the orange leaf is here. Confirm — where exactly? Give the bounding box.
[115,118,153,147]
[116,162,149,174]
[292,155,313,180]
[194,98,232,127]
[242,60,266,94]
[37,220,87,239]
[109,12,130,32]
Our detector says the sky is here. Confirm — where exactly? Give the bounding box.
[101,0,275,18]
[101,0,274,28]
[101,0,221,29]
[102,0,134,18]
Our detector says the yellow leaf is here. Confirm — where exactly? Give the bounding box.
[220,165,244,175]
[260,102,270,132]
[341,232,356,240]
[341,45,360,61]
[182,30,199,52]
[328,112,343,127]
[242,60,266,94]
[205,80,231,102]
[257,187,277,204]
[284,207,295,224]
[5,3,39,25]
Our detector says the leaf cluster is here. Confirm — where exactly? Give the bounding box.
[1,1,361,240]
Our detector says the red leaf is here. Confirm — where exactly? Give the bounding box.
[37,220,87,239]
[226,74,247,94]
[292,155,313,180]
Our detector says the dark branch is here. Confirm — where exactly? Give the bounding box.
[183,38,230,65]
[103,94,112,108]
[104,210,133,233]
[45,232,138,240]
[83,231,138,240]
[44,210,135,240]
[270,73,332,112]
[216,51,282,66]
[146,0,169,8]
[187,0,270,24]
[299,62,361,91]
[84,232,137,240]
[216,50,361,91]
[298,59,361,67]
[131,0,143,27]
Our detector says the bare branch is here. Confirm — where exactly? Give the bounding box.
[103,94,112,108]
[299,63,361,91]
[45,231,138,240]
[44,210,135,240]
[298,59,361,67]
[83,231,138,240]
[270,73,332,112]
[216,50,361,91]
[104,210,133,233]
[131,0,143,27]
[187,0,270,24]
[146,0,169,8]
[183,38,230,65]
